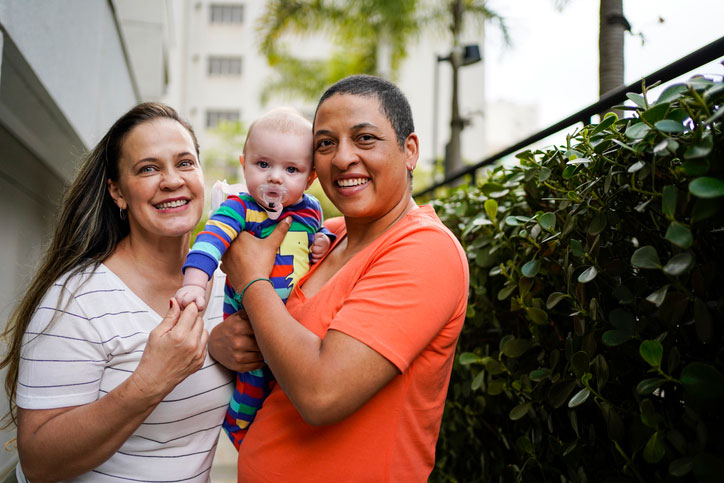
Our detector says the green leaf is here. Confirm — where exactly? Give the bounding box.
[567,387,590,408]
[637,378,666,395]
[562,165,578,179]
[502,338,532,358]
[459,352,481,365]
[590,114,617,135]
[486,378,503,395]
[521,259,541,278]
[577,266,598,283]
[483,199,498,223]
[655,119,687,133]
[626,92,647,109]
[665,222,693,249]
[645,285,670,307]
[681,362,724,400]
[643,431,666,463]
[663,252,693,276]
[570,351,590,377]
[497,283,517,301]
[587,213,607,235]
[472,370,485,391]
[602,329,634,346]
[640,340,663,367]
[627,160,645,173]
[640,398,663,428]
[509,402,531,421]
[505,216,522,226]
[689,177,724,198]
[692,197,722,222]
[669,457,693,477]
[525,307,549,325]
[538,212,556,231]
[613,285,633,304]
[548,380,577,408]
[529,369,550,381]
[641,102,669,124]
[625,122,650,139]
[538,166,552,182]
[570,239,585,257]
[662,185,677,217]
[546,292,568,309]
[655,83,687,104]
[516,435,535,455]
[682,158,710,176]
[631,245,661,269]
[684,134,713,159]
[481,182,505,197]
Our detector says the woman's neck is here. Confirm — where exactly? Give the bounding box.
[343,196,417,255]
[110,231,190,280]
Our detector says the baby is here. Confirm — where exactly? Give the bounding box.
[176,107,333,447]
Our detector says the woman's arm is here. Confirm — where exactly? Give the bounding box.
[17,299,208,482]
[222,220,399,425]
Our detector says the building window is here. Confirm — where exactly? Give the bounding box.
[208,56,242,76]
[210,4,244,24]
[206,110,240,128]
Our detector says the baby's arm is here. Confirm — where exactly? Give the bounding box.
[175,267,209,310]
[310,232,332,264]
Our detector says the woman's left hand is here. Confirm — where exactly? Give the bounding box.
[221,217,291,291]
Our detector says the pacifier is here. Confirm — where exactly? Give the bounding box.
[258,184,289,220]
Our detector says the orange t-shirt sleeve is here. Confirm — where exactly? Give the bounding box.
[328,224,468,372]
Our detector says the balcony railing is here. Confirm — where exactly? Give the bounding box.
[414,35,724,200]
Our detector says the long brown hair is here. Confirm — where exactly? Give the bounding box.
[0,102,199,428]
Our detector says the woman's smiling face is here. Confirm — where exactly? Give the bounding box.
[313,93,418,223]
[108,118,205,240]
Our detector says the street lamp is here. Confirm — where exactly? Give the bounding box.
[432,44,482,180]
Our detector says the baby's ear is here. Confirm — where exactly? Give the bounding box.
[306,170,317,189]
[239,155,245,167]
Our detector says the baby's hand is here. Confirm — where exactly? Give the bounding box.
[175,284,207,311]
[310,233,332,264]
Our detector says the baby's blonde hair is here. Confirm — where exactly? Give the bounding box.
[243,107,312,156]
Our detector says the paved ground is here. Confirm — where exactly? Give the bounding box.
[209,434,237,482]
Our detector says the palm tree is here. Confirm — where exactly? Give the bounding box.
[257,0,507,178]
[257,0,419,102]
[598,0,629,96]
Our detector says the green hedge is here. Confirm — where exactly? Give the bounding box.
[430,73,724,482]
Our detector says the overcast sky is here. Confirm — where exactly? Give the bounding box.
[484,0,724,127]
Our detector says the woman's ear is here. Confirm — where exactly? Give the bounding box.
[107,179,126,210]
[404,133,419,172]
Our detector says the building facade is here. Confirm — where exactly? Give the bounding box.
[0,0,170,474]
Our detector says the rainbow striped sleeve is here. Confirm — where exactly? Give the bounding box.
[183,195,248,279]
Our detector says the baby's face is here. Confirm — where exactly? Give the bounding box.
[242,125,314,211]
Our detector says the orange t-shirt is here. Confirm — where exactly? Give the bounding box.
[238,205,469,482]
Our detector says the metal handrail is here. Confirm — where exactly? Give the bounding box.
[414,35,724,199]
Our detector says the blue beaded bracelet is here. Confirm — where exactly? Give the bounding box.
[239,277,273,304]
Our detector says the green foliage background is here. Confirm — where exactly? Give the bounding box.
[428,73,724,482]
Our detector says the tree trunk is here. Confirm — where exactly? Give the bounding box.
[446,0,465,178]
[599,0,625,97]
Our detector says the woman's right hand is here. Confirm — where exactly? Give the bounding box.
[130,298,209,401]
[208,309,265,372]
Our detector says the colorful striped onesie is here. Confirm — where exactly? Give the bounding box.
[183,192,332,448]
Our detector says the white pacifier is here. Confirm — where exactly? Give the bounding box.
[258,184,289,220]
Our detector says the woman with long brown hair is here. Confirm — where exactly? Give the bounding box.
[1,103,238,481]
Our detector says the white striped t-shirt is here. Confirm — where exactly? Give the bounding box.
[16,264,234,482]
